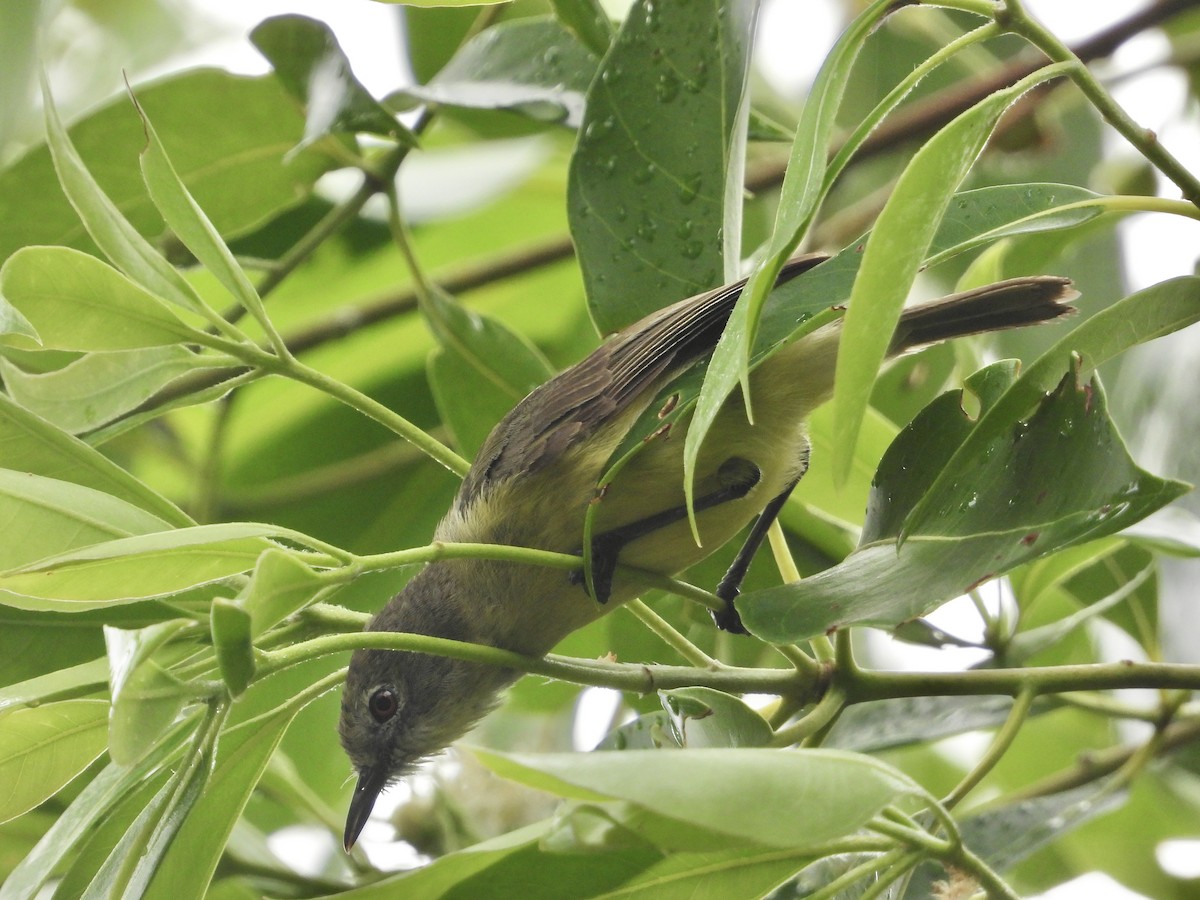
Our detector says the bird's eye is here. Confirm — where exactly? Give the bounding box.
[368,687,399,723]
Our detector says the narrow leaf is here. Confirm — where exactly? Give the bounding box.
[830,66,1070,486]
[40,71,207,314]
[0,392,192,527]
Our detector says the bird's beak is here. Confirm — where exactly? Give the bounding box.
[344,764,390,851]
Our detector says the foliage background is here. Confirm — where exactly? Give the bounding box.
[3,0,1200,898]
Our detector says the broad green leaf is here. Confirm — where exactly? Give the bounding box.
[394,17,598,128]
[477,748,921,848]
[211,599,254,697]
[134,104,270,336]
[0,658,109,715]
[251,15,415,147]
[0,714,194,900]
[238,548,328,636]
[0,523,283,608]
[144,680,340,899]
[422,285,552,455]
[40,71,207,315]
[0,71,333,265]
[569,0,755,332]
[0,246,199,351]
[659,687,772,748]
[830,66,1070,486]
[0,392,192,527]
[0,700,109,824]
[0,346,217,435]
[738,365,1187,643]
[903,276,1200,540]
[0,469,171,572]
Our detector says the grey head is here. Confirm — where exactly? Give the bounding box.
[338,563,517,850]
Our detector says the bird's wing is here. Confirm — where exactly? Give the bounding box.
[457,253,829,503]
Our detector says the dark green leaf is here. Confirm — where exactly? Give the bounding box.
[569,0,755,332]
[739,365,1187,642]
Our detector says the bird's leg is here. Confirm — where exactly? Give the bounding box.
[710,476,801,634]
[580,457,761,606]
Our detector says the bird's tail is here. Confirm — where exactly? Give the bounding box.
[889,276,1078,355]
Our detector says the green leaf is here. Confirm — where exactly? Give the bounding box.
[830,67,1069,486]
[738,365,1187,643]
[0,700,109,824]
[144,685,337,899]
[0,346,216,435]
[251,15,415,147]
[0,71,334,265]
[585,845,811,899]
[0,658,109,715]
[476,748,921,848]
[0,715,194,900]
[550,0,613,57]
[134,101,271,337]
[211,600,254,697]
[659,687,772,748]
[237,548,327,637]
[905,785,1124,896]
[903,276,1200,540]
[569,0,755,332]
[0,246,199,351]
[0,469,171,573]
[84,704,224,900]
[0,523,281,609]
[0,392,192,527]
[39,71,207,315]
[684,0,899,517]
[395,17,598,128]
[105,622,192,765]
[422,285,553,455]
[826,696,1024,752]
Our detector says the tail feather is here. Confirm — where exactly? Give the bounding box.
[889,276,1078,355]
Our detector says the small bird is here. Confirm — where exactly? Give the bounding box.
[338,254,1076,849]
